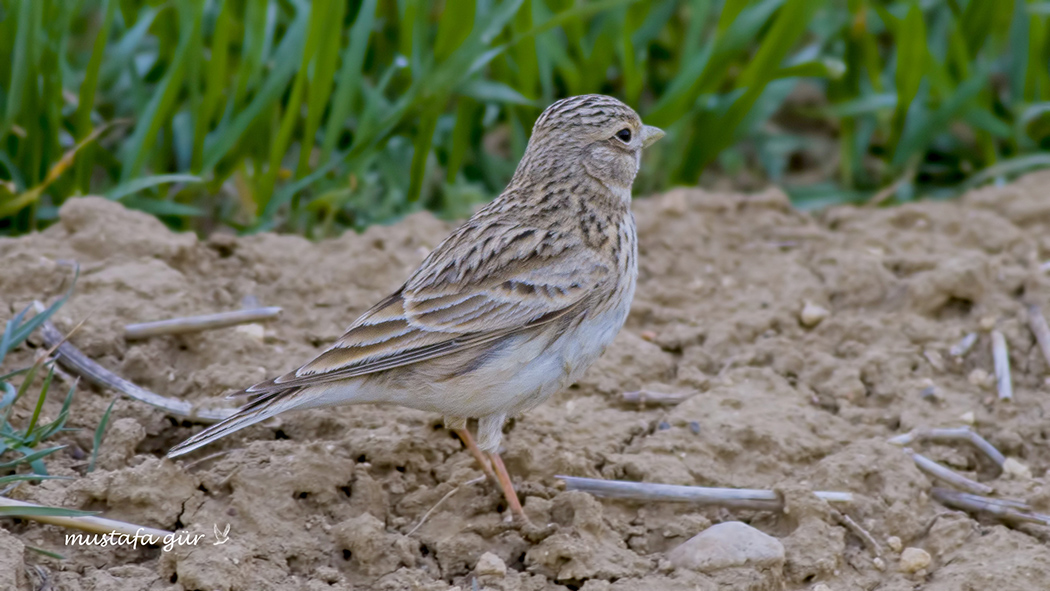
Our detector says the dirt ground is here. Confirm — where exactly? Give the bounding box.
[2,173,1050,591]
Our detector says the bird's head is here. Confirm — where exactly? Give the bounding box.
[516,95,664,193]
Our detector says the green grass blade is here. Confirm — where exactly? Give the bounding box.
[73,0,118,192]
[24,546,65,560]
[23,365,55,440]
[104,174,203,201]
[0,506,97,518]
[1,266,77,366]
[320,0,378,163]
[434,0,476,61]
[31,380,78,447]
[120,3,203,181]
[88,398,117,473]
[891,2,927,151]
[202,8,307,172]
[407,106,440,203]
[0,446,66,471]
[0,474,73,486]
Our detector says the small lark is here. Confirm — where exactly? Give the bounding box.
[169,95,664,523]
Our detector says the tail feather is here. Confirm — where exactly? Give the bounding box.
[167,387,302,458]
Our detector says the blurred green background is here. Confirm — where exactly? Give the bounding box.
[1,0,1048,238]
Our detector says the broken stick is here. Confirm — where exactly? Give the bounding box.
[32,302,234,423]
[556,476,851,511]
[949,332,978,358]
[124,307,282,340]
[906,449,994,495]
[991,330,1013,401]
[931,488,1050,527]
[621,390,694,405]
[888,427,1005,471]
[1028,305,1050,372]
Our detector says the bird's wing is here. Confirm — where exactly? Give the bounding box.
[245,221,609,394]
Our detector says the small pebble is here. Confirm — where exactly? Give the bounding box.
[886,536,902,552]
[235,323,266,342]
[959,411,976,425]
[800,301,829,327]
[899,547,931,573]
[658,421,671,431]
[967,369,993,390]
[979,316,997,331]
[1003,457,1032,479]
[920,380,939,402]
[812,585,832,591]
[640,330,657,341]
[873,556,885,571]
[923,349,945,372]
[475,552,507,577]
[689,421,701,435]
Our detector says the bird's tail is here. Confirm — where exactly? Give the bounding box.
[166,387,302,458]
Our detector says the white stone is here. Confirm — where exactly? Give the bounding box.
[886,536,902,552]
[1003,457,1032,479]
[667,521,785,573]
[967,369,993,390]
[475,552,507,577]
[800,301,830,327]
[899,547,930,573]
[235,323,265,342]
[959,411,976,425]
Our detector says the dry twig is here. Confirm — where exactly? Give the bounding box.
[1028,305,1050,371]
[124,307,282,340]
[621,390,694,406]
[931,488,1050,527]
[888,427,1005,470]
[32,302,234,423]
[991,330,1013,401]
[556,476,852,511]
[0,496,172,538]
[906,449,994,495]
[407,476,486,536]
[834,511,881,558]
[949,332,978,357]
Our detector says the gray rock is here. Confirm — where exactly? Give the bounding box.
[667,521,785,573]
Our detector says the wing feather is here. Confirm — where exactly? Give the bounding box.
[244,220,610,394]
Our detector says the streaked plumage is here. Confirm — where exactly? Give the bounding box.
[168,95,663,469]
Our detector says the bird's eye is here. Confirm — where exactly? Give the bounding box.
[615,128,632,143]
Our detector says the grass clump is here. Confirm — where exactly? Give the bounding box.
[0,0,1047,235]
[0,272,111,528]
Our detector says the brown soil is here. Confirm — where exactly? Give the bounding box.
[1,174,1050,591]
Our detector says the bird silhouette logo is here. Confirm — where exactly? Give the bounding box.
[213,523,231,545]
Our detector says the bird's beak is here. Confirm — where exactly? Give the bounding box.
[641,125,665,148]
